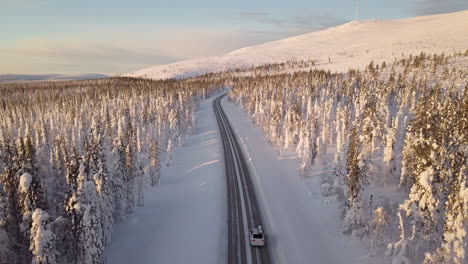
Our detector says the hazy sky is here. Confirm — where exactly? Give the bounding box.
[1,0,467,75]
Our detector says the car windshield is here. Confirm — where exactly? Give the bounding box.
[253,233,263,239]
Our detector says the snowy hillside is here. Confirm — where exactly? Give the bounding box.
[126,10,468,80]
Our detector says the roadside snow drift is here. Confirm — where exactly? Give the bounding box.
[126,10,468,79]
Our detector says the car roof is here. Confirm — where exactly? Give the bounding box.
[251,227,263,234]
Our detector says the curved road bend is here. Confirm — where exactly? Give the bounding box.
[213,94,272,264]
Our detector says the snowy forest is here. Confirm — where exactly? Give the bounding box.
[228,51,468,263]
[0,50,467,264]
[0,77,223,264]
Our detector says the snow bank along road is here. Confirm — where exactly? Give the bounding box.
[213,94,272,264]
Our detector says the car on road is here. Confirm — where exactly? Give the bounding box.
[249,226,265,246]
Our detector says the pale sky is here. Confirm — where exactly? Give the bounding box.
[1,0,467,75]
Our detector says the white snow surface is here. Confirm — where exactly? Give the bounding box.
[105,97,227,264]
[126,10,468,80]
[221,97,374,264]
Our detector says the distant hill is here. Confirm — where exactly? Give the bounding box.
[0,73,109,83]
[125,10,468,80]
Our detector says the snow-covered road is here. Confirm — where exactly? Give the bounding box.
[105,96,227,264]
[214,94,271,264]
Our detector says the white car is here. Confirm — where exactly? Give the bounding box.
[249,226,265,246]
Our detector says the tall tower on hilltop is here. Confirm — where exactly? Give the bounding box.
[355,0,359,21]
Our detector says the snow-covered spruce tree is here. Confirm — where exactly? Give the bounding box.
[0,184,16,264]
[382,125,397,186]
[62,148,81,261]
[112,115,128,223]
[166,108,180,166]
[328,103,351,202]
[65,147,80,200]
[124,142,136,214]
[386,211,412,264]
[166,139,174,166]
[30,208,58,264]
[357,100,380,185]
[49,135,69,217]
[370,207,390,256]
[298,119,319,178]
[93,159,113,246]
[18,172,34,233]
[342,128,368,236]
[67,161,105,264]
[284,103,301,149]
[136,126,145,207]
[297,128,311,177]
[86,118,114,245]
[269,100,282,147]
[149,139,161,187]
[0,136,26,263]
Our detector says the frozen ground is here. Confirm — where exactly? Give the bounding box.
[221,97,378,264]
[105,96,227,264]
